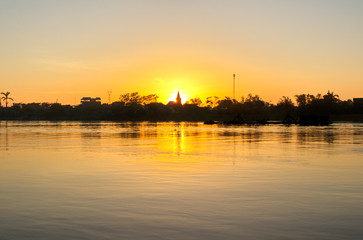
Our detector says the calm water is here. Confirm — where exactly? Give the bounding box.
[0,121,362,240]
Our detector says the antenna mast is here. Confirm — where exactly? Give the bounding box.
[233,73,236,100]
[107,90,112,104]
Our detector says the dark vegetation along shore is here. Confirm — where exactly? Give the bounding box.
[0,91,362,125]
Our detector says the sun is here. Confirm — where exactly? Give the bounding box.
[168,90,189,104]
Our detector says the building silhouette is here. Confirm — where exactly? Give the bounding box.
[353,98,363,105]
[81,97,101,106]
[167,90,183,107]
[176,90,182,105]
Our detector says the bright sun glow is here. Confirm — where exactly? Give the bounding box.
[168,91,189,104]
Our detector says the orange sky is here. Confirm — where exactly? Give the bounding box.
[0,1,362,105]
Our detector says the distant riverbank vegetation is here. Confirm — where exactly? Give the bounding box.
[0,91,362,124]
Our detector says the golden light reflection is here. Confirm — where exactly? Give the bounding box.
[153,123,207,163]
[157,123,187,158]
[172,125,184,157]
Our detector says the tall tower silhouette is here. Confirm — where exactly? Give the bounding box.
[233,73,236,100]
[176,90,182,105]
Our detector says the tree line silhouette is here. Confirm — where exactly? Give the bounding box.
[0,91,362,124]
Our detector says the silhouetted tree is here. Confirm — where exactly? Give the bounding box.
[119,92,141,105]
[245,94,262,103]
[277,96,296,122]
[0,90,359,123]
[241,94,267,120]
[277,96,294,107]
[295,94,318,107]
[141,94,159,104]
[319,91,340,114]
[206,96,219,108]
[119,92,159,106]
[295,94,307,107]
[216,97,235,110]
[295,91,340,115]
[243,94,266,109]
[1,92,14,108]
[323,91,340,104]
[187,97,203,106]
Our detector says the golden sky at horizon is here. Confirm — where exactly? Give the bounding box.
[0,0,362,105]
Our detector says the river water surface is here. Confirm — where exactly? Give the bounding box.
[0,121,362,239]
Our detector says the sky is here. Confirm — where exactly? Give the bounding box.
[0,0,362,105]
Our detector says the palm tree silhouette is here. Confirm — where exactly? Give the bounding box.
[323,91,340,104]
[1,92,14,108]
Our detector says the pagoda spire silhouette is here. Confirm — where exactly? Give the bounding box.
[176,90,182,105]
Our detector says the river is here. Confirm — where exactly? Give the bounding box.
[0,121,362,239]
